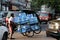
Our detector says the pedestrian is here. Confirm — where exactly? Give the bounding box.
[8,13,15,39]
[6,16,9,27]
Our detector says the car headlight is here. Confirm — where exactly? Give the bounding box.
[45,18,48,20]
[55,23,59,29]
[49,24,54,29]
[48,22,59,29]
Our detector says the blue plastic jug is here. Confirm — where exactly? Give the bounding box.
[31,25,39,31]
[27,14,33,18]
[16,26,20,32]
[13,16,20,23]
[20,25,30,33]
[19,12,26,19]
[34,25,39,30]
[20,18,27,24]
[19,12,27,24]
[29,17,38,24]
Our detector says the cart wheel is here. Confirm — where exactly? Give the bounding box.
[34,26,41,34]
[22,33,26,36]
[46,33,50,37]
[34,23,41,34]
[26,31,34,37]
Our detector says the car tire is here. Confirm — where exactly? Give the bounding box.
[46,33,50,37]
[46,34,50,37]
[57,38,60,40]
[2,32,8,40]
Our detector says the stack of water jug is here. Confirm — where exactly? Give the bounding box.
[14,12,39,33]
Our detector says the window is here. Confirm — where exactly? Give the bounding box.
[40,13,48,16]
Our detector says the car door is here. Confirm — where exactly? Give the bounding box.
[0,26,8,40]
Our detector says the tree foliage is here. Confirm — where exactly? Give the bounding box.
[31,0,60,12]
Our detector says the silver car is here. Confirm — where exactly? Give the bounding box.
[0,12,8,40]
[0,25,8,40]
[46,20,60,40]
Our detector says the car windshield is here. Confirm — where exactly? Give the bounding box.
[40,13,48,16]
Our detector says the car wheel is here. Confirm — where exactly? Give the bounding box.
[57,38,60,40]
[2,32,8,40]
[46,33,50,37]
[46,34,50,37]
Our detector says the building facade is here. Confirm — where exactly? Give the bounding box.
[0,0,32,11]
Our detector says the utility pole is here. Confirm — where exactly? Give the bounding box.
[1,0,2,11]
[26,0,32,10]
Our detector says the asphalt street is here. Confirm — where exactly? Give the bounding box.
[8,24,57,40]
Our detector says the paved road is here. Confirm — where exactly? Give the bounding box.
[7,24,57,40]
[40,24,48,31]
[8,31,56,40]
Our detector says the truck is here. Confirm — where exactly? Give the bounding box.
[37,11,52,24]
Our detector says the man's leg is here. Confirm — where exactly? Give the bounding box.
[8,24,13,39]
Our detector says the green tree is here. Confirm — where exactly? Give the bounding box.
[31,0,60,12]
[31,0,50,11]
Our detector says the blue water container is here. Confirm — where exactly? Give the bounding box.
[20,25,30,33]
[31,25,35,30]
[26,15,30,22]
[20,18,27,24]
[26,14,34,23]
[33,17,38,23]
[27,14,33,16]
[13,16,20,23]
[29,17,38,24]
[34,25,39,30]
[27,14,33,18]
[31,25,39,31]
[19,12,26,19]
[16,26,20,32]
[19,12,27,24]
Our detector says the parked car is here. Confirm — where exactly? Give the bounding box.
[57,18,60,20]
[0,12,8,22]
[46,20,60,40]
[0,21,8,40]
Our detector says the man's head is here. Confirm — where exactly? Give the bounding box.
[11,13,14,17]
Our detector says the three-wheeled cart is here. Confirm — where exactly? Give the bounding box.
[14,10,41,37]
